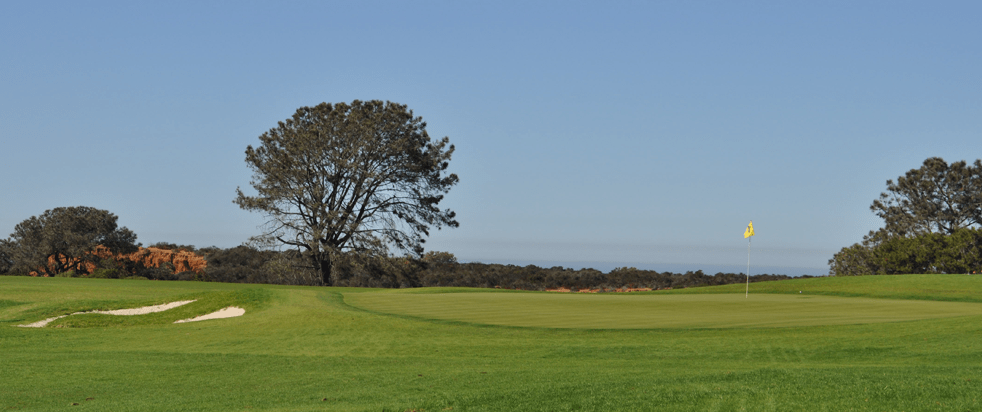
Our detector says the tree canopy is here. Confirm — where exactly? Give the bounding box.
[4,206,139,276]
[831,157,982,275]
[0,239,13,274]
[235,100,459,286]
[870,157,982,239]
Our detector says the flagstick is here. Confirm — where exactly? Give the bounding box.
[746,236,751,298]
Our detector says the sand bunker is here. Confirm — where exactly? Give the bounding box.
[18,300,196,328]
[19,315,70,328]
[174,307,245,323]
[89,300,196,316]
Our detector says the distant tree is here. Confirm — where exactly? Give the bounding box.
[422,251,457,265]
[235,100,459,286]
[147,242,197,252]
[828,241,881,276]
[0,239,13,274]
[870,157,982,238]
[260,249,321,286]
[202,245,277,283]
[4,206,139,276]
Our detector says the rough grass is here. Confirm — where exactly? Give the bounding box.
[2,275,982,411]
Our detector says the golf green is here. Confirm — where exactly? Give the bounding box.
[345,290,982,329]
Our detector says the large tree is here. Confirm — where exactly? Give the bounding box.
[4,206,139,276]
[830,157,982,276]
[870,157,982,238]
[235,100,459,286]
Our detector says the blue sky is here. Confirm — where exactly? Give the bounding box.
[2,1,980,276]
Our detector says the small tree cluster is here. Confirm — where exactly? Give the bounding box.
[0,239,13,275]
[829,228,982,276]
[2,206,139,277]
[832,157,982,276]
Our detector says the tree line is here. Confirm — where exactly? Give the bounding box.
[201,247,800,290]
[830,157,982,276]
[0,214,797,290]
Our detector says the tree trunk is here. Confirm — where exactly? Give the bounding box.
[319,256,333,286]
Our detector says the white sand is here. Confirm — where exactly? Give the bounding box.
[17,300,196,328]
[174,307,245,323]
[19,315,70,328]
[90,300,195,315]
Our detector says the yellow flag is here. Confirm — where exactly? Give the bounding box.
[744,221,754,238]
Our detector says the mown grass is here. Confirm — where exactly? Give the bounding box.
[660,273,982,302]
[345,292,982,329]
[2,275,981,411]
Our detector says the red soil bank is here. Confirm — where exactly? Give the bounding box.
[34,246,207,276]
[121,247,206,273]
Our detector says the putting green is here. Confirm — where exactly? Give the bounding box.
[345,291,982,329]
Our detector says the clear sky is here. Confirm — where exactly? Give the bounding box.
[3,1,981,276]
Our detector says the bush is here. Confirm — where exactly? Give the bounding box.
[88,268,120,279]
[202,245,319,285]
[409,260,793,291]
[259,250,320,286]
[147,242,198,253]
[4,206,139,277]
[333,253,420,288]
[203,246,274,283]
[16,240,803,290]
[830,228,982,276]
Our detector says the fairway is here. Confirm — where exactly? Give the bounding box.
[346,290,982,328]
[5,275,982,411]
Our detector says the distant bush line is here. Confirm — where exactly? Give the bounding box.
[1,242,806,290]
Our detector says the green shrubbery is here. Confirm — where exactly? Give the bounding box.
[0,239,12,275]
[0,207,798,288]
[202,246,310,284]
[190,244,799,289]
[2,206,139,277]
[409,262,795,291]
[830,228,982,276]
[830,157,982,276]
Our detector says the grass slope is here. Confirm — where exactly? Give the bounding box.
[2,275,981,411]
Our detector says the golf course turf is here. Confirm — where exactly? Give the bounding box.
[345,291,982,329]
[2,275,981,411]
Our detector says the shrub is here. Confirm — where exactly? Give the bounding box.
[830,228,982,276]
[88,268,119,279]
[5,206,139,277]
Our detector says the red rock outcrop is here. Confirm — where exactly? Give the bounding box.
[33,246,206,277]
[121,247,207,273]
